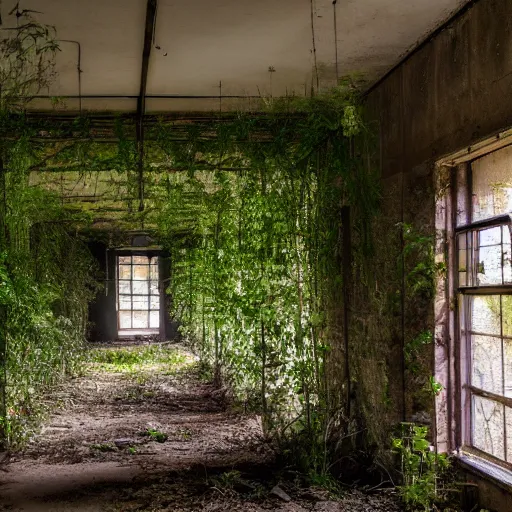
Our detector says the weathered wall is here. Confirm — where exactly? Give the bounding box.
[367,0,512,179]
[365,0,512,509]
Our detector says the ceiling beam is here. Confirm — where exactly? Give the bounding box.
[137,0,158,214]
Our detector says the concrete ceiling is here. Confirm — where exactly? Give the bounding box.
[3,0,470,112]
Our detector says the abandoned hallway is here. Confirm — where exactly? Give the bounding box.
[0,343,400,511]
[3,0,512,510]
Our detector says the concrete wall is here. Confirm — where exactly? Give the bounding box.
[366,0,512,509]
[367,0,512,180]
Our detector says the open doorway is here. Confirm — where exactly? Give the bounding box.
[117,254,160,337]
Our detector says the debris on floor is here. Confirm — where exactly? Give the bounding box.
[0,343,402,511]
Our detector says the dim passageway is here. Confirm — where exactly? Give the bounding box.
[4,0,512,508]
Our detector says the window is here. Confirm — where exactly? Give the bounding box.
[454,144,512,466]
[117,254,160,336]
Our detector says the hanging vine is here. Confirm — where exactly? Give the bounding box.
[0,11,98,447]
[0,8,391,481]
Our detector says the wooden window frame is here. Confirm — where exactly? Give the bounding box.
[436,131,512,479]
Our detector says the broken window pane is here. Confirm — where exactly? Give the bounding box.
[472,395,505,460]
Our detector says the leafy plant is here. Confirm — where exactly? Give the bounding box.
[401,223,445,301]
[143,428,168,443]
[405,331,433,374]
[392,423,450,511]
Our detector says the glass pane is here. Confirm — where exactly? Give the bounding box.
[150,263,159,280]
[132,281,148,295]
[133,265,149,280]
[150,296,160,310]
[119,311,132,329]
[503,296,512,337]
[456,164,470,227]
[133,311,149,328]
[119,295,131,309]
[119,265,131,279]
[478,227,503,285]
[480,227,502,246]
[132,255,148,264]
[458,233,468,286]
[471,295,501,335]
[472,145,512,222]
[132,297,149,311]
[504,227,512,283]
[150,311,159,329]
[119,280,131,294]
[473,395,505,460]
[118,256,131,264]
[150,281,159,295]
[506,407,512,462]
[504,337,512,398]
[478,245,504,285]
[472,335,503,394]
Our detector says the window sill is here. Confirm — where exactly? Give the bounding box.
[457,452,512,493]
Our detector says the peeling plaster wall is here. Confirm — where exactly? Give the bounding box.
[366,0,512,509]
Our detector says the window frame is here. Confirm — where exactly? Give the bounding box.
[116,253,160,334]
[448,146,512,471]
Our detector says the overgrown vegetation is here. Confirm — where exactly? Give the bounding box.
[0,9,449,504]
[393,423,450,511]
[88,344,191,375]
[0,11,97,447]
[149,89,380,479]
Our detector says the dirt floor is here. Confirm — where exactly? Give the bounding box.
[0,342,402,511]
